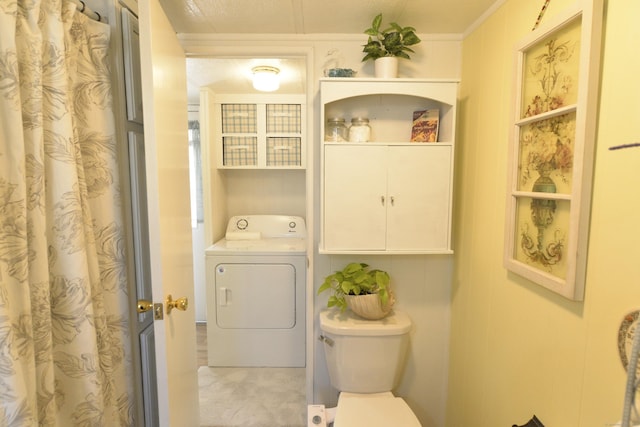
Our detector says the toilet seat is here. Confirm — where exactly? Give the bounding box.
[333,392,421,427]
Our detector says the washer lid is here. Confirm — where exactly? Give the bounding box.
[319,309,411,336]
[334,394,421,427]
[205,237,306,255]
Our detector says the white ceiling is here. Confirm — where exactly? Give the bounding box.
[160,0,498,35]
[169,0,500,103]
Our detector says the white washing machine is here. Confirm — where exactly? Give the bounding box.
[205,215,306,367]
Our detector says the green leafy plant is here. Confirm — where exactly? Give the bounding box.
[362,13,421,61]
[318,262,391,312]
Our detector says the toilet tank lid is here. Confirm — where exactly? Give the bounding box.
[319,309,411,336]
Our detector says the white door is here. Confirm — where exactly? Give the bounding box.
[324,144,387,250]
[138,1,199,426]
[386,145,452,251]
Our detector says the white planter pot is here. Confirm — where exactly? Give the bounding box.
[374,57,399,78]
[345,292,395,320]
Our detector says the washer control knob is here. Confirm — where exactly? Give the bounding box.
[236,218,248,230]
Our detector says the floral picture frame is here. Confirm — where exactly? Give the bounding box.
[504,0,603,301]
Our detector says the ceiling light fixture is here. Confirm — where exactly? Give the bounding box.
[252,66,280,92]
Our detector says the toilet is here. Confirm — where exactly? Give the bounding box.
[319,309,421,427]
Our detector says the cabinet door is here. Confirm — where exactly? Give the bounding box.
[386,145,452,251]
[220,104,258,167]
[214,96,306,169]
[324,145,387,250]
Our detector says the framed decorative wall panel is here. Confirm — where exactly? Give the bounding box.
[504,0,603,300]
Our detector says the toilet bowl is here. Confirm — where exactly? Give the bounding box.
[319,309,421,427]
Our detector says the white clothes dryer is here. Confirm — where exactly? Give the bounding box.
[205,215,306,367]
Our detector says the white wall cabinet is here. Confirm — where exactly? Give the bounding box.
[213,94,306,169]
[320,78,458,254]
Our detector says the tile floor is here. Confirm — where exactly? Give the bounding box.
[197,323,307,427]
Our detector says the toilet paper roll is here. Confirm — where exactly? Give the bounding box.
[225,231,261,240]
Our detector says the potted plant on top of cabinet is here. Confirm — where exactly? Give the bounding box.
[318,262,395,320]
[362,13,421,78]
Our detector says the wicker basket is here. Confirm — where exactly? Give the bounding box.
[345,291,395,320]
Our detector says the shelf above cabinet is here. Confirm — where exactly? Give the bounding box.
[319,78,460,104]
[213,93,306,169]
[322,141,455,146]
[321,79,459,145]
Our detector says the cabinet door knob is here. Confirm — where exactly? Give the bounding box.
[381,195,385,206]
[390,196,395,206]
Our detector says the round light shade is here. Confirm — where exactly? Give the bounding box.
[252,66,280,92]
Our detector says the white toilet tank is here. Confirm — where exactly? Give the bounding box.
[319,309,412,393]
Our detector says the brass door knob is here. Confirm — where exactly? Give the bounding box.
[137,300,154,313]
[166,294,188,314]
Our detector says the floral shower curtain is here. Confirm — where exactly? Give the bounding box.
[0,0,134,425]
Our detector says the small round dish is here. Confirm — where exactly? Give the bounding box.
[325,68,357,78]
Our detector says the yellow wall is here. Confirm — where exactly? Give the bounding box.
[448,0,640,425]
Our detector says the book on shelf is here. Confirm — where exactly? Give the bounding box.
[410,109,439,143]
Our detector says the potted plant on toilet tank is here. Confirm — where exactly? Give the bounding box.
[362,13,421,78]
[318,262,395,320]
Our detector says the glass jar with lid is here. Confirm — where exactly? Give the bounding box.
[348,117,371,142]
[325,118,348,142]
